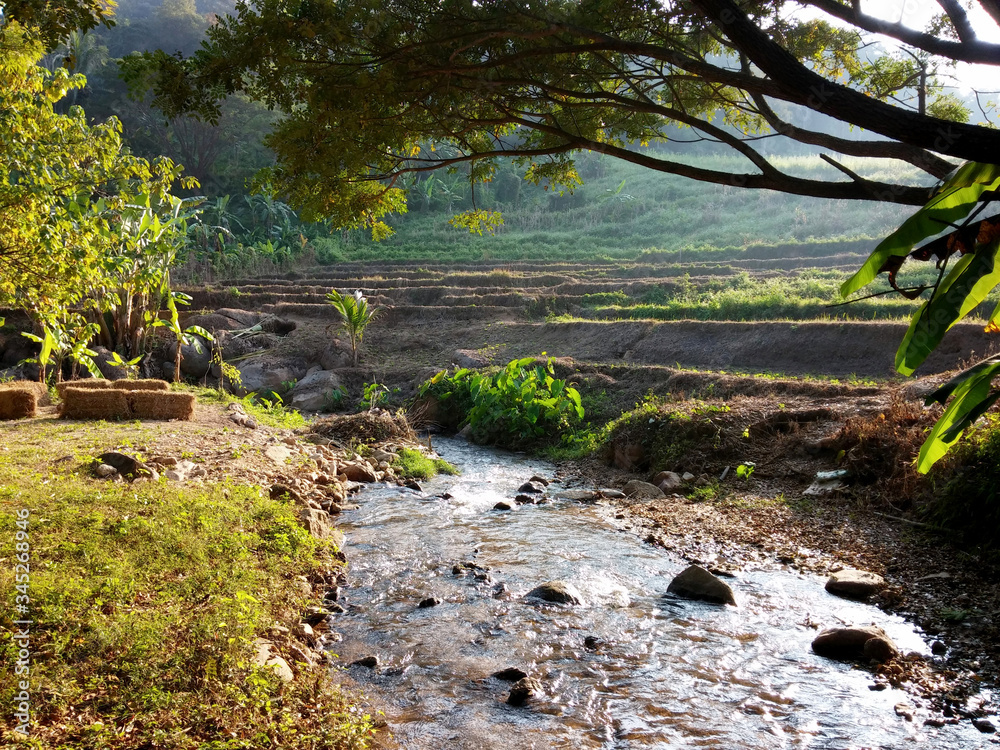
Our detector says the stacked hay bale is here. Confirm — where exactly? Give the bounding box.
[0,380,50,407]
[60,379,196,421]
[56,379,111,400]
[0,381,42,420]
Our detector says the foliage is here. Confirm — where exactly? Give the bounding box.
[0,419,373,748]
[359,381,396,412]
[419,357,584,447]
[326,289,379,366]
[128,0,999,231]
[184,385,307,428]
[392,447,459,480]
[844,162,1000,470]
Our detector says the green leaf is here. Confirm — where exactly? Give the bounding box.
[895,237,1000,375]
[842,162,1000,297]
[917,354,1000,472]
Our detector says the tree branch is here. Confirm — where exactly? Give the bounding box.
[801,0,1000,64]
[936,0,978,42]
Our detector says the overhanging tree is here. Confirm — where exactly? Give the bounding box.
[125,0,1000,464]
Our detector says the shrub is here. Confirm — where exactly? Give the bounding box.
[418,356,584,447]
[392,448,459,479]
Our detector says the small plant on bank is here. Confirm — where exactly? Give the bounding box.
[736,462,756,481]
[393,447,459,479]
[326,289,379,366]
[418,355,584,448]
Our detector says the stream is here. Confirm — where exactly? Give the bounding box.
[328,438,988,749]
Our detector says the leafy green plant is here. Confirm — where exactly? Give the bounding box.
[419,356,584,447]
[843,162,1000,472]
[360,381,396,412]
[735,462,756,481]
[326,289,379,366]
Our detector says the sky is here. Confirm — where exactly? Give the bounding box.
[793,0,1000,95]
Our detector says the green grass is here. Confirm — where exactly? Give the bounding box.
[392,447,459,479]
[181,385,308,429]
[0,420,373,749]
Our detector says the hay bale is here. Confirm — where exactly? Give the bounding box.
[61,387,130,420]
[56,379,110,400]
[128,391,195,421]
[0,380,49,407]
[0,388,37,420]
[113,379,170,392]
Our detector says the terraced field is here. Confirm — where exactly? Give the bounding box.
[184,253,998,395]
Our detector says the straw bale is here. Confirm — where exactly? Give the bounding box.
[56,379,111,400]
[0,389,37,420]
[61,388,130,420]
[128,391,195,421]
[0,380,50,406]
[113,379,170,392]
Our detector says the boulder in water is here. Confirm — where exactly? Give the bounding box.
[666,565,737,606]
[526,580,582,605]
[825,569,885,600]
[811,625,899,662]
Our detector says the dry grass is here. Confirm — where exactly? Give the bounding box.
[0,388,36,420]
[60,388,130,420]
[113,379,170,391]
[56,378,111,399]
[311,411,415,444]
[128,391,196,420]
[0,379,49,406]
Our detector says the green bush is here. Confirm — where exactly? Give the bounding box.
[418,356,584,447]
[392,448,459,479]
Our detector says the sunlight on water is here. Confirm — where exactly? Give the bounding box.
[328,438,985,749]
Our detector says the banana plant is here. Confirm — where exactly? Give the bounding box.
[152,289,214,382]
[843,161,1000,471]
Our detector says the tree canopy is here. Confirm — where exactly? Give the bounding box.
[124,0,1000,234]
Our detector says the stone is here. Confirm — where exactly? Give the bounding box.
[341,461,377,483]
[652,471,683,492]
[418,597,441,609]
[973,718,997,734]
[623,480,664,499]
[528,475,549,486]
[612,442,645,470]
[825,569,885,600]
[555,489,599,501]
[299,507,333,539]
[289,370,342,412]
[507,677,543,706]
[405,480,423,492]
[931,640,947,655]
[167,334,213,378]
[265,445,294,465]
[863,636,901,663]
[518,481,544,494]
[493,667,528,682]
[352,655,379,669]
[493,501,513,511]
[95,463,117,478]
[598,488,626,499]
[164,459,205,482]
[666,565,737,606]
[681,472,696,482]
[252,639,294,682]
[811,625,899,662]
[237,363,299,396]
[91,346,128,380]
[371,448,396,463]
[583,635,602,650]
[526,580,582,605]
[94,452,157,481]
[452,349,490,368]
[270,484,305,504]
[319,340,355,370]
[513,494,537,505]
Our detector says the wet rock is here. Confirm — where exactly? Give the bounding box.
[666,565,737,606]
[652,471,682,492]
[526,580,582,605]
[405,480,423,492]
[811,625,899,662]
[493,501,513,511]
[418,597,441,609]
[931,640,947,655]
[973,718,997,734]
[555,489,599,501]
[583,635,602,650]
[507,677,544,706]
[514,494,538,505]
[598,488,625,499]
[518,481,544,494]
[492,583,510,599]
[623,479,664,499]
[825,569,885,600]
[351,655,379,669]
[863,636,900,663]
[528,475,549,486]
[492,667,528,682]
[895,703,915,721]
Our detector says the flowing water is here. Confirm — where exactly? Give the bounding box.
[328,438,988,749]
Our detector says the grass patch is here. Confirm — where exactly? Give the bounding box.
[0,420,373,749]
[182,385,308,429]
[392,447,459,479]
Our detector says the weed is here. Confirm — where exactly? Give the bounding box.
[393,448,460,479]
